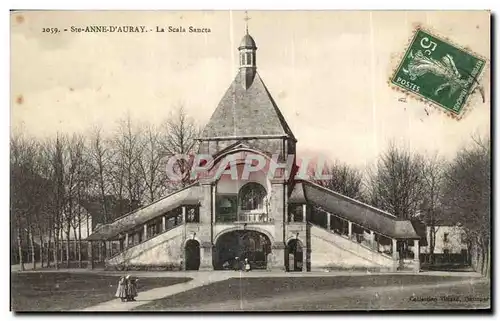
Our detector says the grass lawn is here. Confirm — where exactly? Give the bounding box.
[136,275,489,311]
[11,272,191,312]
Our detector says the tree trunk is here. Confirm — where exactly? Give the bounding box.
[429,227,436,265]
[66,231,70,267]
[60,234,64,265]
[53,229,59,270]
[78,223,82,268]
[17,227,24,271]
[47,231,52,268]
[29,227,36,270]
[73,227,81,268]
[38,229,44,268]
[481,237,490,277]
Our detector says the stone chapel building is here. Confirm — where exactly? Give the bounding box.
[86,30,425,272]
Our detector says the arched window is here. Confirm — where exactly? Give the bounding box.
[239,182,266,210]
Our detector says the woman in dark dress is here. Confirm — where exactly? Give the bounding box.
[125,275,139,301]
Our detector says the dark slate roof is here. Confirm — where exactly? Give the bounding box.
[201,71,295,140]
[302,180,420,239]
[86,184,202,241]
[239,34,257,49]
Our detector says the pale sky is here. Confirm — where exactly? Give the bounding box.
[10,10,491,167]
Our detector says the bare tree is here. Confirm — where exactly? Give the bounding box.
[161,106,200,189]
[89,126,111,223]
[110,114,145,211]
[442,135,490,276]
[10,132,54,270]
[420,153,445,264]
[138,124,167,203]
[46,134,67,269]
[366,142,425,219]
[10,132,33,271]
[313,160,364,200]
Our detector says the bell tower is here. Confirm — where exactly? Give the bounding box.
[239,13,257,89]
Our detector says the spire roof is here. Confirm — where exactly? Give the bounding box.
[201,70,295,139]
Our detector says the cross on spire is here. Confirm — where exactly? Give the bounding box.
[244,11,251,34]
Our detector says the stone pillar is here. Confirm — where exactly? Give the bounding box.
[107,241,112,258]
[348,221,353,238]
[199,242,213,270]
[302,241,309,272]
[212,184,217,223]
[87,241,94,270]
[162,216,166,232]
[370,230,375,250]
[182,206,187,223]
[143,224,148,240]
[302,204,307,223]
[98,241,103,262]
[326,213,331,231]
[125,233,129,249]
[271,180,286,245]
[200,183,212,224]
[414,239,420,272]
[271,242,286,271]
[102,241,107,260]
[392,238,398,272]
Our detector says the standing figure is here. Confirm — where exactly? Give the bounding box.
[125,275,139,301]
[244,258,251,272]
[115,276,127,302]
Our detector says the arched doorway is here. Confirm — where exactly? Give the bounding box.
[185,240,200,271]
[214,230,271,270]
[287,239,303,272]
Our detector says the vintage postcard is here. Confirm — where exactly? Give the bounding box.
[10,10,491,312]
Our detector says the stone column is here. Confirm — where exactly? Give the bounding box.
[125,233,129,249]
[326,213,331,231]
[212,184,217,223]
[370,230,375,250]
[199,242,213,271]
[107,241,112,258]
[414,239,420,272]
[182,206,187,223]
[392,238,398,272]
[348,221,353,238]
[271,242,286,271]
[162,216,166,232]
[200,183,212,224]
[271,180,286,246]
[97,241,102,262]
[87,241,94,270]
[143,224,148,240]
[302,204,307,223]
[302,240,309,272]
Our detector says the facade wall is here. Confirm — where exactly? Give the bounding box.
[421,226,467,254]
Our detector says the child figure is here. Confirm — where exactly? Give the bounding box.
[115,276,127,302]
[244,258,251,272]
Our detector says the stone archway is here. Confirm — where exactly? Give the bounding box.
[287,239,303,272]
[214,230,271,270]
[185,240,200,271]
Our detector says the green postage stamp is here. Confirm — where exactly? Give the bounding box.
[390,28,487,117]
